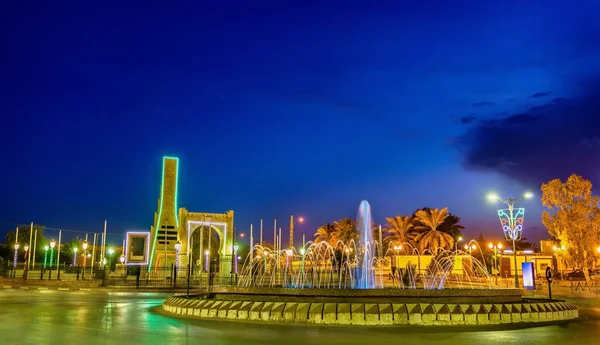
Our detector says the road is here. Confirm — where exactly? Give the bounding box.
[1,289,599,345]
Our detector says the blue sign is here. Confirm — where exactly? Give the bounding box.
[522,262,535,290]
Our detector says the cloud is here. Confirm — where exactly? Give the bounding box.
[455,78,600,187]
[529,91,553,98]
[472,101,495,107]
[459,115,477,124]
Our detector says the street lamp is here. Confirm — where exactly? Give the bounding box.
[455,237,462,252]
[82,240,88,279]
[204,250,209,271]
[487,192,533,288]
[49,239,56,280]
[23,245,29,279]
[233,244,239,274]
[394,244,402,254]
[13,243,19,273]
[174,241,182,286]
[488,243,503,279]
[464,244,476,255]
[174,241,182,271]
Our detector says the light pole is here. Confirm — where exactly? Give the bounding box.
[13,243,19,277]
[487,192,533,288]
[49,239,55,280]
[43,245,49,280]
[455,237,462,252]
[73,247,78,267]
[233,244,239,275]
[174,241,182,287]
[289,215,305,249]
[82,240,88,279]
[464,244,476,255]
[488,242,502,284]
[23,245,29,279]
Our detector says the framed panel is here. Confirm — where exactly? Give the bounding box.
[126,231,150,265]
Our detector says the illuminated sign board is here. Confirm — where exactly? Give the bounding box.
[522,262,535,290]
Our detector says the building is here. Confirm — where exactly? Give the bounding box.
[148,157,235,275]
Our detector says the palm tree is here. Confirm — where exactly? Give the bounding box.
[413,207,455,253]
[333,218,358,245]
[384,215,415,249]
[314,223,337,246]
[438,213,465,242]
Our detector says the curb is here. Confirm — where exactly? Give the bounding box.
[0,285,177,294]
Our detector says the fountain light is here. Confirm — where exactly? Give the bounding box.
[299,248,305,256]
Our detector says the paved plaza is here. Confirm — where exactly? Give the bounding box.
[0,289,599,345]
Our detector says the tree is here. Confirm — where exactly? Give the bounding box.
[333,218,358,245]
[541,174,600,271]
[4,224,47,262]
[437,213,465,242]
[413,207,455,253]
[383,215,415,250]
[314,223,337,246]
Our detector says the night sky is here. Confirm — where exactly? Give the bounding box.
[2,1,600,245]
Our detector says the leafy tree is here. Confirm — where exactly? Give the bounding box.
[541,174,600,271]
[314,223,337,245]
[413,207,455,253]
[383,215,415,250]
[4,224,47,262]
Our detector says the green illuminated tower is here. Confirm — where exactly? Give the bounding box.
[149,156,179,269]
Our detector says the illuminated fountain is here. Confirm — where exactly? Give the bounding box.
[238,200,494,290]
[162,200,579,326]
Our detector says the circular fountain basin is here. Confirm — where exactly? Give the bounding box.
[162,287,578,326]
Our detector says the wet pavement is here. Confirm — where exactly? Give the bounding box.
[1,289,599,345]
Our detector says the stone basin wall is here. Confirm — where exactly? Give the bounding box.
[162,296,578,326]
[202,286,524,304]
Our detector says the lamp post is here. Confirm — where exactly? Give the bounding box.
[488,242,502,284]
[13,243,19,277]
[464,244,476,255]
[233,244,239,275]
[82,240,88,280]
[43,245,49,280]
[289,215,305,249]
[174,241,182,287]
[487,192,533,288]
[49,239,56,280]
[73,247,78,267]
[455,237,462,252]
[23,245,29,279]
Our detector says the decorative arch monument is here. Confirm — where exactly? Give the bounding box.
[148,156,234,274]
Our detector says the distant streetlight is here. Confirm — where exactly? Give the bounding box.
[487,192,533,288]
[174,241,182,285]
[174,241,182,271]
[13,243,19,274]
[455,237,462,252]
[119,254,125,264]
[82,240,88,280]
[488,242,503,282]
[23,245,29,279]
[49,239,56,280]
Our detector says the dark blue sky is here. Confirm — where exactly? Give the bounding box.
[2,1,600,245]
